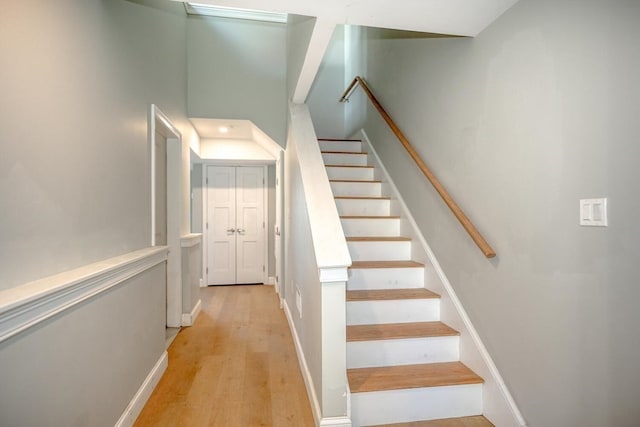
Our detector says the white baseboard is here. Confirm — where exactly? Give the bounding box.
[181,299,202,327]
[319,417,352,427]
[115,350,168,427]
[267,276,276,285]
[283,301,321,422]
[283,301,352,427]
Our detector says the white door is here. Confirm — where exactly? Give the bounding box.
[206,166,265,285]
[207,166,237,285]
[236,167,265,283]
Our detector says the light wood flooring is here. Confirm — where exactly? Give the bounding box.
[134,285,314,427]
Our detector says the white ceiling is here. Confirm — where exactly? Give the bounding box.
[190,118,254,139]
[186,0,521,139]
[184,0,520,36]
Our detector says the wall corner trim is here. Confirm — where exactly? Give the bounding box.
[115,350,168,427]
[0,247,168,344]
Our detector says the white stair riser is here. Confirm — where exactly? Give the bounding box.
[347,241,412,261]
[341,218,400,237]
[336,198,390,216]
[347,299,440,325]
[347,336,460,368]
[319,140,362,152]
[326,166,374,181]
[350,384,483,427]
[330,181,382,197]
[348,268,424,290]
[322,152,368,166]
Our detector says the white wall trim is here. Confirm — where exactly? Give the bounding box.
[318,267,349,283]
[359,129,527,427]
[114,350,168,427]
[181,298,202,327]
[150,104,183,328]
[180,233,202,248]
[0,247,168,344]
[284,300,323,426]
[284,300,352,427]
[289,103,352,274]
[319,417,352,427]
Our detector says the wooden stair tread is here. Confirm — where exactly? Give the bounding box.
[325,164,374,168]
[335,196,390,200]
[318,138,362,141]
[321,150,367,155]
[330,179,382,183]
[348,362,483,393]
[346,288,439,301]
[351,260,423,269]
[367,415,494,427]
[341,215,401,219]
[347,321,458,342]
[346,236,411,242]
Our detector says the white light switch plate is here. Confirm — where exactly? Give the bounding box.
[580,198,608,226]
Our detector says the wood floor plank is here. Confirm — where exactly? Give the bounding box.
[134,285,314,427]
[348,362,484,393]
[347,321,458,342]
[347,288,439,302]
[368,415,494,427]
[350,260,424,269]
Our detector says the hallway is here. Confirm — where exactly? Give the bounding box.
[135,285,315,426]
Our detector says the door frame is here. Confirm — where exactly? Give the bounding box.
[149,104,182,328]
[203,162,270,286]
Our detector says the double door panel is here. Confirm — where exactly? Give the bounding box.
[207,166,264,285]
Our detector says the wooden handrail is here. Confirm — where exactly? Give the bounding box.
[341,76,496,258]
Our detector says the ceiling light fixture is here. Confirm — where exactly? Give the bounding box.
[185,3,287,24]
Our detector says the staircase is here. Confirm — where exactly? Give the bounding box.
[320,138,494,427]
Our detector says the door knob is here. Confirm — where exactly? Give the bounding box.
[227,228,236,233]
[236,228,245,234]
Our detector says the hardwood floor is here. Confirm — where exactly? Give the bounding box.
[134,285,315,427]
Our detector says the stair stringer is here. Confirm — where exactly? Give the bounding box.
[355,129,527,427]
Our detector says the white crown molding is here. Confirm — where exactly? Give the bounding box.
[0,247,168,344]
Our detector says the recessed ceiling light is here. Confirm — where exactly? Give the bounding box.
[218,126,229,134]
[185,3,288,24]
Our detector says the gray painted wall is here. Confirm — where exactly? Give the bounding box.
[0,264,166,426]
[307,26,347,139]
[0,0,193,424]
[348,0,640,425]
[187,16,287,145]
[0,0,196,291]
